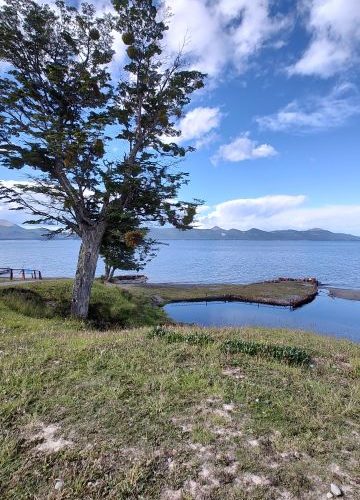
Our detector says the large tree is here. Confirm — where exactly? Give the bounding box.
[0,0,204,318]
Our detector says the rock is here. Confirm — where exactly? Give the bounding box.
[54,479,64,491]
[330,483,343,497]
[327,493,334,499]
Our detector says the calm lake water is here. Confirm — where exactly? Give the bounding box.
[1,239,360,287]
[165,293,360,342]
[1,239,360,341]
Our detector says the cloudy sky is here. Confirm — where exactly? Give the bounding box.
[1,0,360,234]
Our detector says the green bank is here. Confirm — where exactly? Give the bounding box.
[0,281,359,499]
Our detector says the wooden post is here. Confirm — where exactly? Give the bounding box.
[10,269,13,280]
[22,269,25,280]
[39,271,42,280]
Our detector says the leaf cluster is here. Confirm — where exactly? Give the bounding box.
[0,0,205,239]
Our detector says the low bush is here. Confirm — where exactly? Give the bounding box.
[149,327,311,366]
[221,339,311,366]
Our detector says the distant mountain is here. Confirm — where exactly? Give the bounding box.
[149,226,360,241]
[1,219,359,241]
[0,220,54,240]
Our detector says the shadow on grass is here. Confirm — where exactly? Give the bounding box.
[0,282,166,329]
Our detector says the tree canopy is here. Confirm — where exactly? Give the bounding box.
[0,0,206,317]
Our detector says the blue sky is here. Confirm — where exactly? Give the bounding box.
[1,0,360,234]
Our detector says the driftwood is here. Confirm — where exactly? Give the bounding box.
[112,274,148,284]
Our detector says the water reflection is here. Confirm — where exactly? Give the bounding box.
[164,292,360,342]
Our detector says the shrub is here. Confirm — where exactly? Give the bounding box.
[221,339,311,366]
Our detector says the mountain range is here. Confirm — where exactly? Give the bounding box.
[148,226,360,241]
[0,219,55,239]
[1,219,359,241]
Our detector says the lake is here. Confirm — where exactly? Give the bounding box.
[1,239,360,341]
[164,293,360,342]
[1,239,360,288]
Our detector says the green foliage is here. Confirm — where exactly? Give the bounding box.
[100,215,158,280]
[149,326,311,365]
[0,0,205,233]
[221,339,311,366]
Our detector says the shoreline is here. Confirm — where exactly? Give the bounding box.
[120,279,319,308]
[3,277,360,304]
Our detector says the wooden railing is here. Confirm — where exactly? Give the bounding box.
[0,267,42,280]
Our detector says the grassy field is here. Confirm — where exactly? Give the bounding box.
[0,280,165,329]
[121,280,318,308]
[0,281,359,499]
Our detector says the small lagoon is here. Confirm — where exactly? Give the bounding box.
[165,291,360,342]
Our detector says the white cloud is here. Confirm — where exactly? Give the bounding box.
[198,195,306,227]
[0,181,38,224]
[257,82,360,132]
[176,107,222,146]
[212,133,277,164]
[0,179,70,227]
[197,195,360,235]
[289,0,360,77]
[164,0,289,77]
[161,107,222,148]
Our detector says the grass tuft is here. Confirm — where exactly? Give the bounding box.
[148,325,214,345]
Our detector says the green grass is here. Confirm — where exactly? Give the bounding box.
[0,283,359,499]
[0,280,166,329]
[0,281,360,500]
[148,325,215,345]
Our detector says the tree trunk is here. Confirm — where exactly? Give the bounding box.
[104,265,116,282]
[104,263,111,281]
[109,266,116,281]
[71,225,105,319]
